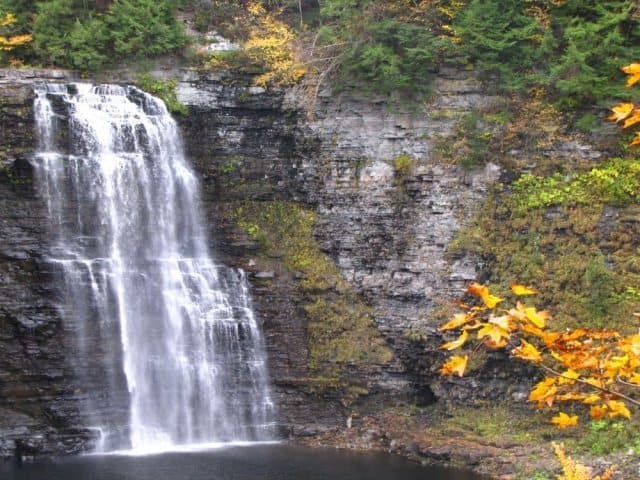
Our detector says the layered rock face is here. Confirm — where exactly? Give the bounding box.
[0,70,98,457]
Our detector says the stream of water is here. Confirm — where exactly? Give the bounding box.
[33,83,275,452]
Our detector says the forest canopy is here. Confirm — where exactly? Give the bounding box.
[0,0,638,110]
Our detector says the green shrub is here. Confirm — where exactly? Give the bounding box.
[136,73,188,115]
[31,0,187,71]
[393,154,414,177]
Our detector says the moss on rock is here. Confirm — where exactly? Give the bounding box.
[229,200,393,403]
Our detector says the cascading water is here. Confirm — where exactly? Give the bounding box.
[32,83,276,453]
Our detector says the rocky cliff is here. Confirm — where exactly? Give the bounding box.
[0,67,608,459]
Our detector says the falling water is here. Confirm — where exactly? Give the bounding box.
[32,83,275,453]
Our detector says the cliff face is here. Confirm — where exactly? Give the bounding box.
[0,67,606,457]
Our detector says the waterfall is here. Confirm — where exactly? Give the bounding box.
[32,83,275,453]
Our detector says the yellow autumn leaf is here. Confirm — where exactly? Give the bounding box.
[582,394,602,404]
[556,393,587,402]
[525,306,549,329]
[467,282,503,308]
[510,284,536,295]
[440,330,469,351]
[512,339,542,363]
[551,412,578,429]
[622,63,640,87]
[488,314,513,331]
[439,312,473,331]
[627,372,640,385]
[623,110,640,128]
[439,355,468,377]
[529,377,557,403]
[606,400,631,419]
[632,132,640,146]
[477,323,510,344]
[608,102,635,122]
[557,369,580,385]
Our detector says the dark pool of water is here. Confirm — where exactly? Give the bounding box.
[0,445,486,480]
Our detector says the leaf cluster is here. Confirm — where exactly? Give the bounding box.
[609,63,640,146]
[439,282,640,430]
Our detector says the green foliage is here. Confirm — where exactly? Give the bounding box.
[392,154,414,177]
[547,0,640,108]
[136,73,188,115]
[449,157,640,332]
[28,0,187,71]
[578,420,640,455]
[575,113,600,133]
[319,2,453,95]
[511,158,640,211]
[453,0,543,91]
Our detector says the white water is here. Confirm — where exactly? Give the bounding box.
[32,83,275,452]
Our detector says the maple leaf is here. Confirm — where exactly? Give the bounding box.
[582,394,602,405]
[440,330,469,351]
[439,355,468,377]
[590,405,608,420]
[608,102,635,122]
[529,377,557,404]
[623,110,640,128]
[510,284,536,295]
[622,63,640,87]
[477,323,510,344]
[508,302,550,328]
[551,412,578,429]
[488,314,513,331]
[606,400,631,419]
[626,373,640,385]
[512,339,542,363]
[557,369,580,385]
[525,307,550,329]
[556,393,587,402]
[467,282,503,308]
[439,313,473,331]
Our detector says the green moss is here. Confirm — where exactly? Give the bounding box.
[511,158,640,212]
[230,201,393,402]
[136,73,188,116]
[448,158,640,332]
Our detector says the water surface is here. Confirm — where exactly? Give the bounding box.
[1,445,485,480]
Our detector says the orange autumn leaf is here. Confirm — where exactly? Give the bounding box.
[623,110,640,128]
[608,102,635,122]
[590,405,608,420]
[622,63,640,87]
[606,400,631,419]
[439,312,473,331]
[632,132,640,146]
[551,412,578,429]
[512,339,543,363]
[440,330,469,351]
[439,355,468,377]
[467,282,503,308]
